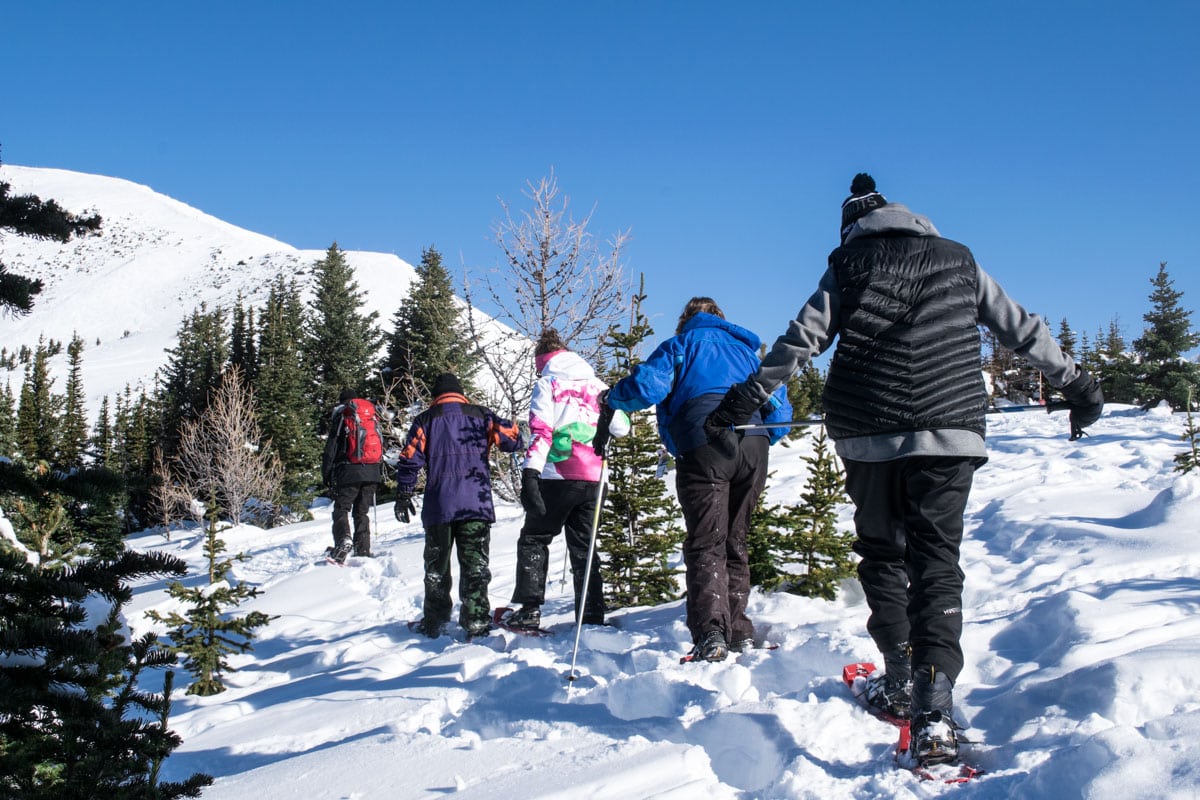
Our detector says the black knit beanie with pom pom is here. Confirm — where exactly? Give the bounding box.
[840,172,888,241]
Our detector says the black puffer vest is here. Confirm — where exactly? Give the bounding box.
[822,233,988,441]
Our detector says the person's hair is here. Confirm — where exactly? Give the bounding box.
[676,297,724,334]
[535,327,569,356]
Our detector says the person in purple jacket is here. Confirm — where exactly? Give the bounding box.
[395,373,521,638]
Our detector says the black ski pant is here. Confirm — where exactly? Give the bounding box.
[675,434,769,645]
[423,519,492,631]
[331,481,377,555]
[842,456,985,684]
[511,479,605,623]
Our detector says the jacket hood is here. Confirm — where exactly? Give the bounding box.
[541,349,597,381]
[681,311,762,351]
[845,203,940,242]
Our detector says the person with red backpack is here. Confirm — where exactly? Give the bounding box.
[322,387,385,564]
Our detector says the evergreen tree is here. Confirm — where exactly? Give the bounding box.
[1175,388,1200,474]
[748,428,855,599]
[112,386,162,532]
[0,547,212,798]
[0,461,79,564]
[146,514,274,696]
[0,162,102,315]
[596,280,686,608]
[786,365,824,440]
[1096,316,1139,405]
[782,428,856,599]
[0,458,127,565]
[747,473,794,588]
[306,243,381,426]
[0,379,16,457]
[1132,262,1200,410]
[255,277,321,513]
[64,466,127,560]
[229,293,257,383]
[158,303,229,454]
[383,245,478,406]
[59,333,90,468]
[92,395,114,468]
[1056,318,1077,358]
[15,337,63,463]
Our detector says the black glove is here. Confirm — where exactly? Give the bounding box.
[520,468,546,517]
[593,391,615,456]
[394,490,416,523]
[1061,369,1104,441]
[704,383,762,458]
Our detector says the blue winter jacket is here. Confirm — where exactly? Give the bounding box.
[606,313,792,456]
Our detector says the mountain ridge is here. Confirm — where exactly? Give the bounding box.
[0,164,422,411]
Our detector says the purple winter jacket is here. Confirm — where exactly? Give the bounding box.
[395,392,521,526]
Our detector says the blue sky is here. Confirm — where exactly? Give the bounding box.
[4,1,1198,358]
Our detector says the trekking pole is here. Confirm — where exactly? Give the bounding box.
[567,441,609,686]
[733,418,825,431]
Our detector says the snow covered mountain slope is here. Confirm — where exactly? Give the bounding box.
[0,164,419,409]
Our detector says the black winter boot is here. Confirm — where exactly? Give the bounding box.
[865,641,912,720]
[326,541,352,564]
[689,630,729,662]
[911,665,958,765]
[505,604,542,630]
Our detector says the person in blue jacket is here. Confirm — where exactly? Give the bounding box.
[604,297,791,662]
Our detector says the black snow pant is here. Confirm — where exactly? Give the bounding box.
[674,434,769,644]
[842,456,985,684]
[331,481,377,555]
[423,519,492,632]
[511,479,605,624]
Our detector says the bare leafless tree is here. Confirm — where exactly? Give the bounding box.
[172,366,284,525]
[466,170,630,403]
[148,445,194,537]
[462,171,631,497]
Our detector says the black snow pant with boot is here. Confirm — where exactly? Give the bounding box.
[842,456,985,685]
[331,481,377,556]
[511,479,605,624]
[674,434,769,645]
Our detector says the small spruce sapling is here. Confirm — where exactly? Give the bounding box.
[147,506,274,696]
[1175,388,1200,475]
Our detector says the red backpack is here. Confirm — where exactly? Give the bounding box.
[342,398,383,464]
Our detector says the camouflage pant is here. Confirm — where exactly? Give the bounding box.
[423,520,492,631]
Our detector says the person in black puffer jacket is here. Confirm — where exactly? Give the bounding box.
[708,173,1104,766]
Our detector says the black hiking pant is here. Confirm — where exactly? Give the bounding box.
[511,479,605,623]
[843,456,985,684]
[675,434,769,644]
[423,519,492,632]
[331,481,377,555]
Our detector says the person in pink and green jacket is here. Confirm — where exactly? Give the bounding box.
[504,328,628,631]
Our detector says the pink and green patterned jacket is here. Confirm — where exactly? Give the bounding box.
[525,349,628,481]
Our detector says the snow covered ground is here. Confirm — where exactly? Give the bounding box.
[123,402,1200,799]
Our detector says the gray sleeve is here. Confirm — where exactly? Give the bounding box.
[745,266,841,401]
[976,265,1081,388]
